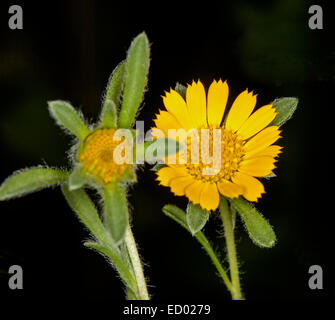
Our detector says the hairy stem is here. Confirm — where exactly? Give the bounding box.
[195,232,233,293]
[124,224,149,300]
[219,196,243,300]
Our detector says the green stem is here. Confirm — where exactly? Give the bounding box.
[162,205,233,296]
[219,196,243,300]
[195,232,233,293]
[124,224,150,300]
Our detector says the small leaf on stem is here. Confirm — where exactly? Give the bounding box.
[103,60,126,109]
[84,241,137,295]
[230,197,276,248]
[48,100,90,140]
[118,32,150,128]
[68,165,87,191]
[0,167,68,201]
[134,138,183,163]
[104,184,128,245]
[270,97,298,126]
[100,99,117,128]
[186,202,209,235]
[62,185,113,246]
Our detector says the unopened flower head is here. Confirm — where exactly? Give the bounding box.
[153,80,282,211]
[79,128,132,184]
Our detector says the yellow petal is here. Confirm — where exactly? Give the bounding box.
[207,79,229,127]
[163,89,192,129]
[225,90,257,132]
[154,110,182,135]
[237,105,277,140]
[232,172,265,202]
[169,176,194,196]
[217,179,244,199]
[156,166,187,187]
[244,126,281,158]
[186,81,207,128]
[244,145,282,160]
[199,183,220,211]
[185,180,205,205]
[239,156,276,177]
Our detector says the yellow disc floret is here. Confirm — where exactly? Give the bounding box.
[79,128,130,184]
[186,127,245,183]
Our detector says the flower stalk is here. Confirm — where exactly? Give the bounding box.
[124,224,150,300]
[219,196,242,300]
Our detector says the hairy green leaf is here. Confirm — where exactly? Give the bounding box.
[150,163,166,172]
[118,32,150,128]
[186,202,209,235]
[163,204,232,291]
[134,138,183,163]
[230,197,276,248]
[62,186,137,296]
[270,97,298,126]
[103,61,126,108]
[100,99,117,128]
[163,204,189,230]
[104,184,128,245]
[84,241,137,294]
[100,61,126,127]
[0,167,68,201]
[48,100,90,140]
[174,82,187,99]
[68,165,87,191]
[61,185,113,246]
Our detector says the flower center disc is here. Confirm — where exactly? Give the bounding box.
[79,128,130,184]
[185,127,245,183]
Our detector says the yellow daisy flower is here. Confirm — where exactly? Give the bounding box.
[153,80,282,211]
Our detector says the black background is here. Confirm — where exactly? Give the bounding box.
[0,0,334,305]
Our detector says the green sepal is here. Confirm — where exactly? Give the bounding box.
[186,202,209,235]
[48,100,90,140]
[174,82,187,99]
[0,167,68,201]
[229,197,276,248]
[100,99,117,128]
[104,184,129,245]
[118,32,150,128]
[68,165,88,191]
[134,138,184,163]
[84,241,137,295]
[270,97,298,127]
